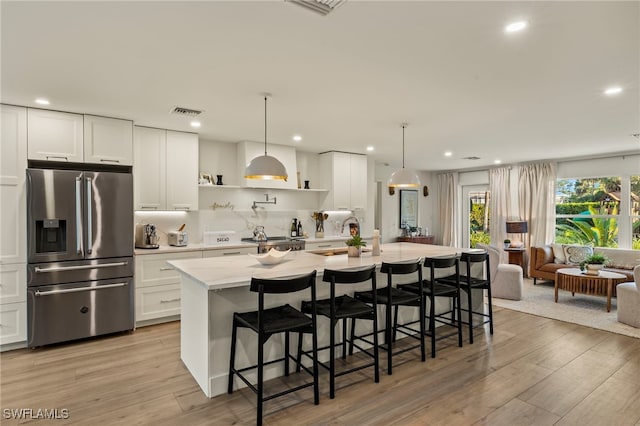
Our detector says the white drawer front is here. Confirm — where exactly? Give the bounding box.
[203,247,255,258]
[135,252,202,288]
[0,263,26,304]
[135,284,181,322]
[0,302,27,345]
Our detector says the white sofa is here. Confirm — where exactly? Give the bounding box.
[476,244,523,300]
[617,265,640,328]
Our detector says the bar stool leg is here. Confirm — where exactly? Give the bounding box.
[257,331,265,426]
[386,304,393,375]
[467,287,474,344]
[456,292,463,347]
[295,331,303,373]
[349,318,356,356]
[392,306,399,342]
[228,318,238,394]
[487,287,494,335]
[429,293,436,358]
[342,319,348,359]
[373,307,380,383]
[419,294,426,362]
[330,319,336,399]
[284,331,290,376]
[312,322,320,405]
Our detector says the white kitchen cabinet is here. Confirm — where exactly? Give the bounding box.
[133,126,198,211]
[304,240,344,250]
[202,247,256,258]
[27,108,84,162]
[1,105,27,265]
[0,302,27,345]
[0,264,27,305]
[319,152,367,211]
[84,115,133,165]
[135,251,202,325]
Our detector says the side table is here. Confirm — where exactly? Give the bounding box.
[504,247,527,277]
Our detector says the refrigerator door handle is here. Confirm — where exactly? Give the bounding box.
[75,177,83,256]
[34,282,127,296]
[34,261,129,273]
[86,177,93,254]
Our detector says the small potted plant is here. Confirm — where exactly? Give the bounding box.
[345,234,367,257]
[579,253,608,275]
[503,239,511,249]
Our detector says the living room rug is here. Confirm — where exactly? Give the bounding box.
[492,278,640,339]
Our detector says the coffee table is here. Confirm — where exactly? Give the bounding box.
[555,268,627,312]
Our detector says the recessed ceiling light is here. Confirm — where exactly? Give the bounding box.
[505,21,528,33]
[494,159,502,164]
[604,86,623,96]
[35,98,50,105]
[444,151,453,157]
[293,135,302,142]
[366,146,374,152]
[190,121,201,128]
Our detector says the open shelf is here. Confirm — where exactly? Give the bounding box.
[198,184,328,192]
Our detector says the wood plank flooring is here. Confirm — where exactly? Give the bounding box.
[2,306,640,425]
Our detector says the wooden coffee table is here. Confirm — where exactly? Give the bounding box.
[555,268,627,312]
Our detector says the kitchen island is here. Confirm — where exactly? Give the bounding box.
[169,242,463,398]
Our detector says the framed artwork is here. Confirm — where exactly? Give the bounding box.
[399,189,418,229]
[199,172,212,185]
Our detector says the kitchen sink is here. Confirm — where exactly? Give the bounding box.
[307,247,372,256]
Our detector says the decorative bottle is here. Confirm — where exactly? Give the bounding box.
[297,219,302,237]
[372,229,381,256]
[290,219,298,238]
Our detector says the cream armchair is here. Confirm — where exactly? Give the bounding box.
[617,265,640,328]
[476,244,523,300]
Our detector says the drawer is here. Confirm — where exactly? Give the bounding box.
[0,302,27,345]
[135,284,181,323]
[203,247,255,258]
[0,263,26,304]
[135,252,202,288]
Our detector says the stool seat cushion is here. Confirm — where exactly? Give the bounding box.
[302,295,373,320]
[354,286,420,305]
[235,304,312,334]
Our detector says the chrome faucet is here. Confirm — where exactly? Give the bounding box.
[341,215,360,236]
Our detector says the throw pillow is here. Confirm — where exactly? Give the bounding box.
[551,243,566,264]
[562,245,593,265]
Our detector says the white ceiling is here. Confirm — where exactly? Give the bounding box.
[2,1,639,171]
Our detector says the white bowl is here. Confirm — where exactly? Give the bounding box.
[248,248,291,265]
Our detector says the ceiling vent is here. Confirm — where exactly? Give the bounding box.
[169,106,203,117]
[286,0,346,16]
[462,156,481,160]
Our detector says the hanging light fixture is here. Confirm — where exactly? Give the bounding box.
[387,123,420,188]
[244,94,288,181]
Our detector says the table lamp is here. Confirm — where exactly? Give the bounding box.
[506,221,528,248]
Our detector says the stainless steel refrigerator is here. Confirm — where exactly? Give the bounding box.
[26,167,134,347]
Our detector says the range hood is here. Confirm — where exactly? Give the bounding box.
[237,141,298,189]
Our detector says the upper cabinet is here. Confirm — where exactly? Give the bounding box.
[27,108,133,165]
[27,109,83,162]
[84,115,133,165]
[319,152,367,211]
[134,126,198,211]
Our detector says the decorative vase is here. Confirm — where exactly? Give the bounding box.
[315,231,324,239]
[504,243,510,249]
[586,264,603,275]
[304,180,310,189]
[216,175,223,185]
[347,246,361,257]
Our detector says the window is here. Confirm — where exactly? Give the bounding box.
[469,190,490,248]
[555,176,637,249]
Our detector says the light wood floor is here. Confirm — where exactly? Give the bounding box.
[2,306,640,425]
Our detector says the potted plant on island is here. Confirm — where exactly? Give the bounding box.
[579,253,609,275]
[345,234,367,257]
[503,239,511,249]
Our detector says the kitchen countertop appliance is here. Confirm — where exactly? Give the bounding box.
[241,236,305,254]
[135,223,160,249]
[26,165,134,347]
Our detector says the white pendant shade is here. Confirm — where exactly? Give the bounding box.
[244,94,288,181]
[244,154,288,181]
[388,123,420,188]
[387,168,421,188]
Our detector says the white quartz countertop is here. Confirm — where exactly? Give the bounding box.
[168,242,461,291]
[134,242,257,256]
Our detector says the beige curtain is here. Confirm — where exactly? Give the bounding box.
[489,167,511,247]
[518,162,557,247]
[438,172,459,247]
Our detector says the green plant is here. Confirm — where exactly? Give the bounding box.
[470,231,490,248]
[503,239,511,243]
[345,234,367,248]
[555,205,619,248]
[579,253,609,271]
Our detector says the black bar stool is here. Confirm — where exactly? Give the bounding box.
[398,256,462,358]
[354,259,425,375]
[297,265,379,399]
[228,270,319,426]
[440,251,493,344]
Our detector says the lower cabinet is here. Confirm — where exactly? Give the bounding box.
[202,247,255,258]
[0,302,27,346]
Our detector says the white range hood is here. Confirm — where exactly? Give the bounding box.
[236,141,298,189]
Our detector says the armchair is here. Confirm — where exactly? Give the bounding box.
[617,265,640,328]
[476,244,523,300]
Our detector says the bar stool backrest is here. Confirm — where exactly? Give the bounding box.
[251,271,317,294]
[380,260,422,275]
[460,251,490,282]
[423,256,459,269]
[323,265,377,284]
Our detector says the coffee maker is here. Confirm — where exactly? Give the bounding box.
[135,224,160,249]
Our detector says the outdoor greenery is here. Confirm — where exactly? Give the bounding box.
[556,205,619,247]
[469,197,489,248]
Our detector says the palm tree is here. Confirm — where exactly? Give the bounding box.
[555,205,619,247]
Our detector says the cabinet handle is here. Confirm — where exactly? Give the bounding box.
[139,206,158,210]
[46,155,68,161]
[160,298,181,304]
[223,251,241,255]
[317,244,332,248]
[100,159,120,163]
[173,206,191,211]
[159,267,175,271]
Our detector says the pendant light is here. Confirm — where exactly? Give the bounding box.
[387,123,420,188]
[244,94,288,181]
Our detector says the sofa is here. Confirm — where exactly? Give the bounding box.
[529,244,638,284]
